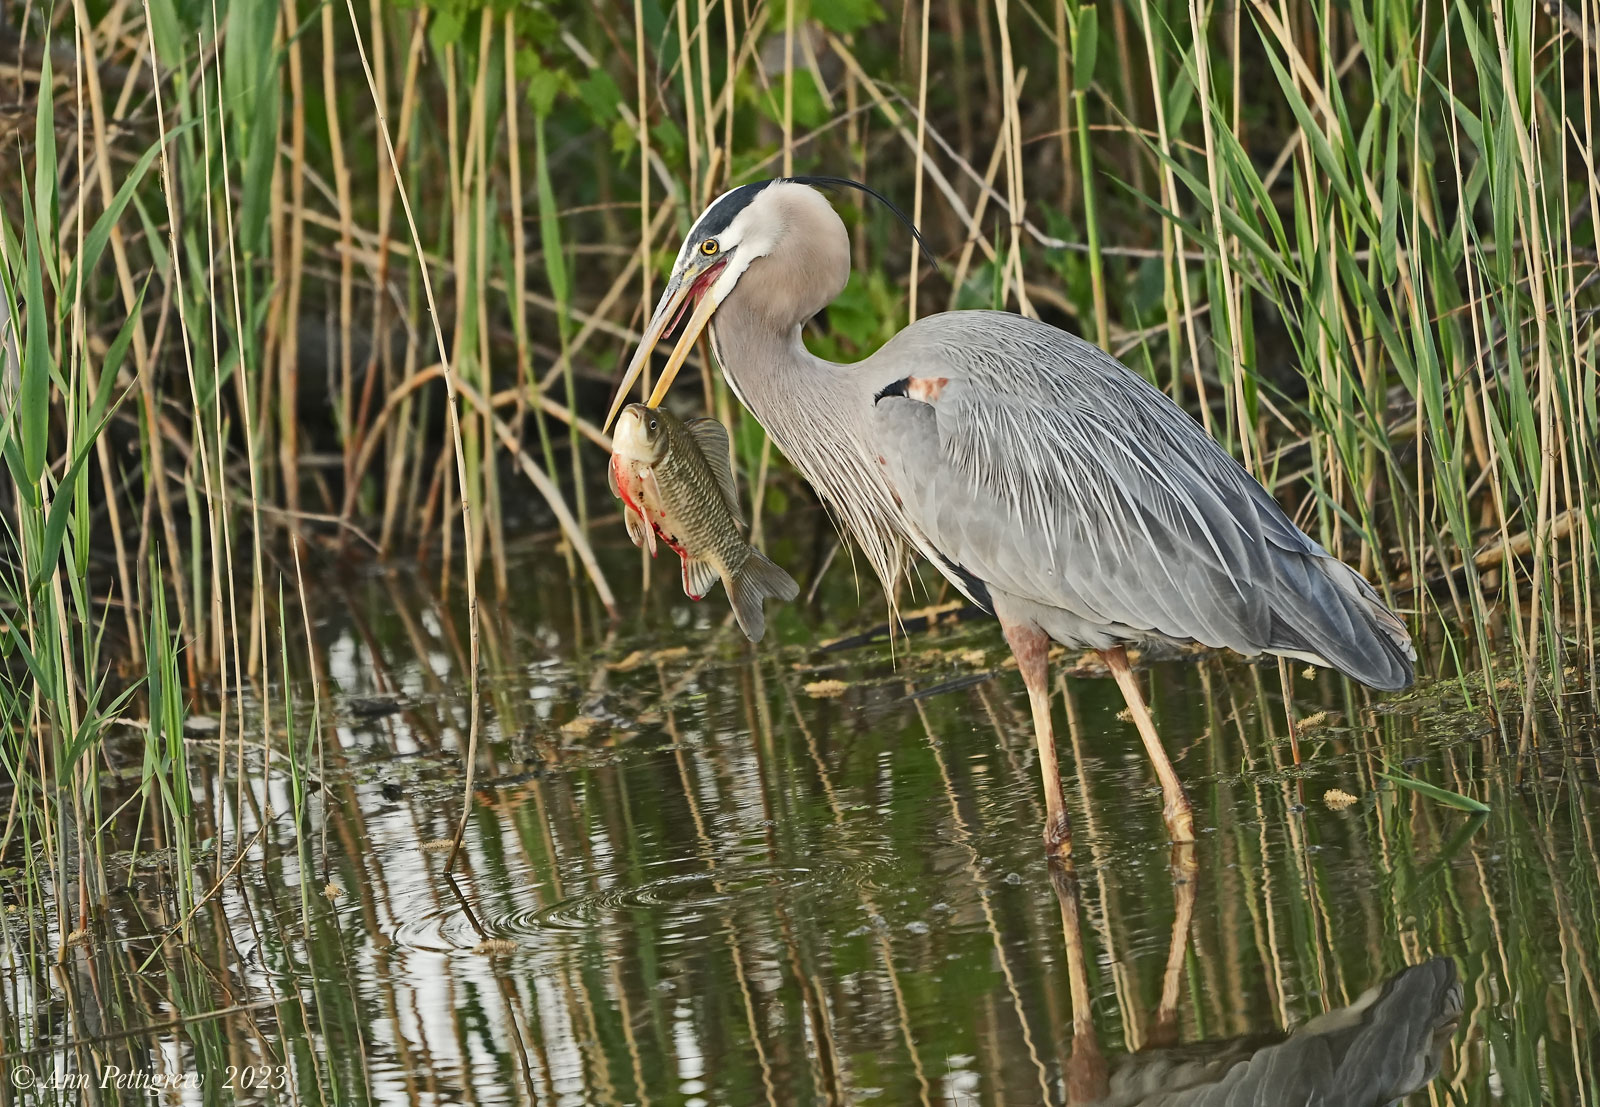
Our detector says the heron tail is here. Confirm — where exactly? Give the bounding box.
[728,550,800,643]
[1266,552,1416,691]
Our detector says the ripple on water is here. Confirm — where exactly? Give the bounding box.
[385,850,897,954]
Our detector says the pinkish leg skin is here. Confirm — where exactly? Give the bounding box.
[1002,617,1073,858]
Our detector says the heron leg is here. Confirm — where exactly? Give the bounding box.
[1002,619,1072,858]
[1147,842,1198,1047]
[1100,646,1196,843]
[1047,856,1108,1103]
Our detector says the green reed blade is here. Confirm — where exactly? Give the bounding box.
[1378,766,1491,813]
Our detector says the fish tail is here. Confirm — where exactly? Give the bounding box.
[727,549,800,642]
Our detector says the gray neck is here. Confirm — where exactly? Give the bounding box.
[709,300,910,595]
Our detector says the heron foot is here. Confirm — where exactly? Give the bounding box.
[1042,810,1074,860]
[1163,798,1197,845]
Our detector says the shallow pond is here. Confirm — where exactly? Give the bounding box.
[5,528,1598,1105]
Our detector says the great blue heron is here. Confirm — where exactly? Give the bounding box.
[605,177,1414,850]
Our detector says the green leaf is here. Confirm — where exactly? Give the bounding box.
[428,7,465,51]
[576,70,623,127]
[0,614,52,700]
[650,118,687,167]
[517,46,578,119]
[144,0,186,67]
[1378,767,1491,813]
[33,50,57,284]
[65,124,190,307]
[2,436,37,507]
[534,115,570,310]
[30,294,141,593]
[528,68,563,117]
[1378,110,1399,284]
[810,0,885,35]
[1072,4,1099,84]
[611,117,638,159]
[19,187,52,487]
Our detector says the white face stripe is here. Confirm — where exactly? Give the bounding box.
[674,181,772,270]
[681,184,797,306]
[678,180,815,265]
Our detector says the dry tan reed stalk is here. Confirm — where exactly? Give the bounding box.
[676,0,700,204]
[908,0,929,322]
[993,1,1032,318]
[68,0,141,660]
[278,0,306,543]
[1189,0,1255,476]
[320,1,354,499]
[945,117,1010,309]
[339,0,482,875]
[825,34,998,265]
[1133,0,1208,424]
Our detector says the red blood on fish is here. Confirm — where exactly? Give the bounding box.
[610,454,645,517]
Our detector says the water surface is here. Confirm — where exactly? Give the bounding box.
[6,535,1597,1105]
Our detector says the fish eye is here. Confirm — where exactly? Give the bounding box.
[648,418,659,431]
[700,239,719,256]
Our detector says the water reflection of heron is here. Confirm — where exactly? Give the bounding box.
[608,178,1414,852]
[1047,858,1461,1106]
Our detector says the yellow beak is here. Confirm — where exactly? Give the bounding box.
[602,263,723,432]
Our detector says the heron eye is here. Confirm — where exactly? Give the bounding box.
[700,239,719,256]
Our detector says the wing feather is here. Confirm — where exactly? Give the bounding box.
[869,311,1411,683]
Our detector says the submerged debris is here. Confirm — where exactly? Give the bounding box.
[420,839,455,855]
[473,938,520,956]
[1298,710,1335,732]
[1323,788,1359,810]
[347,694,407,719]
[804,679,849,699]
[323,882,346,901]
[611,649,649,672]
[560,715,604,740]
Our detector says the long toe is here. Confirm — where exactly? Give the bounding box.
[1164,799,1196,844]
[1042,811,1074,860]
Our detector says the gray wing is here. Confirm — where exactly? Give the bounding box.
[871,311,1412,688]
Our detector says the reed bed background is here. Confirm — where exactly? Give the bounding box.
[0,0,1597,1061]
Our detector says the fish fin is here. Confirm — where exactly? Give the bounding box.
[684,417,741,516]
[606,455,621,499]
[681,555,720,601]
[726,549,799,642]
[622,505,647,549]
[638,468,660,555]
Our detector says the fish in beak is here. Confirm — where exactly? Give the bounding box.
[603,257,728,432]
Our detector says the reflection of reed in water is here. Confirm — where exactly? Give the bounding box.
[1050,848,1461,1107]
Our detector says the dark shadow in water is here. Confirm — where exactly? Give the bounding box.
[1049,848,1462,1107]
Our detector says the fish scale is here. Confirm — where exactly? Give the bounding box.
[651,425,750,580]
[610,403,799,642]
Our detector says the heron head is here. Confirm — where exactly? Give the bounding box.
[603,177,926,430]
